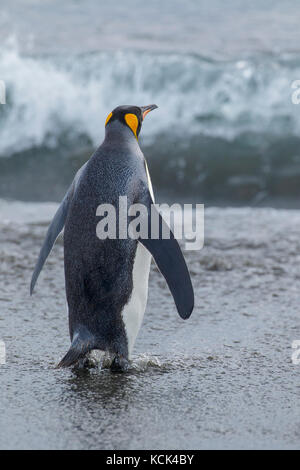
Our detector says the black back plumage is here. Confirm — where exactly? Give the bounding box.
[63,129,148,357]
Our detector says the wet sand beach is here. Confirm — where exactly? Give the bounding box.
[0,201,299,449]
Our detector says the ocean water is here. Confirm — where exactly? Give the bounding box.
[1,0,300,202]
[0,0,300,450]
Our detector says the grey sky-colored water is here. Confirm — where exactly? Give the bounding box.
[1,1,300,202]
[1,0,300,57]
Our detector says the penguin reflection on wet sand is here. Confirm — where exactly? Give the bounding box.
[30,104,194,372]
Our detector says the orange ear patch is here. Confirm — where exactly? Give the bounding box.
[105,112,113,127]
[125,113,139,139]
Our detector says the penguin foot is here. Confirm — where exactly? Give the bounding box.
[76,353,98,369]
[110,355,129,373]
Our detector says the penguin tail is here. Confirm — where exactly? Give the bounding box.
[56,330,95,368]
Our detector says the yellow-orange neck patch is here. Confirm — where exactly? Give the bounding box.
[125,113,139,139]
[105,112,113,127]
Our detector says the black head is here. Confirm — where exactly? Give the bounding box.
[104,104,158,139]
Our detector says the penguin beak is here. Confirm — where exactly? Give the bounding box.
[141,104,158,120]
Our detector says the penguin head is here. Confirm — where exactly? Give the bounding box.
[104,104,158,139]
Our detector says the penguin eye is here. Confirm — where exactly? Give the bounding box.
[105,112,113,127]
[124,113,139,139]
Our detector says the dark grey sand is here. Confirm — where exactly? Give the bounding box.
[0,201,299,449]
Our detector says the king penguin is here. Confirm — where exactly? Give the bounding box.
[30,104,194,371]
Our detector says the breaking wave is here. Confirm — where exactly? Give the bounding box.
[1,39,300,200]
[1,40,299,155]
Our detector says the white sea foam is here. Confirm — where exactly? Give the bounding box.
[1,38,300,157]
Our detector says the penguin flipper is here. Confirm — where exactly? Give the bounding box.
[30,163,86,295]
[30,189,72,295]
[138,192,194,320]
